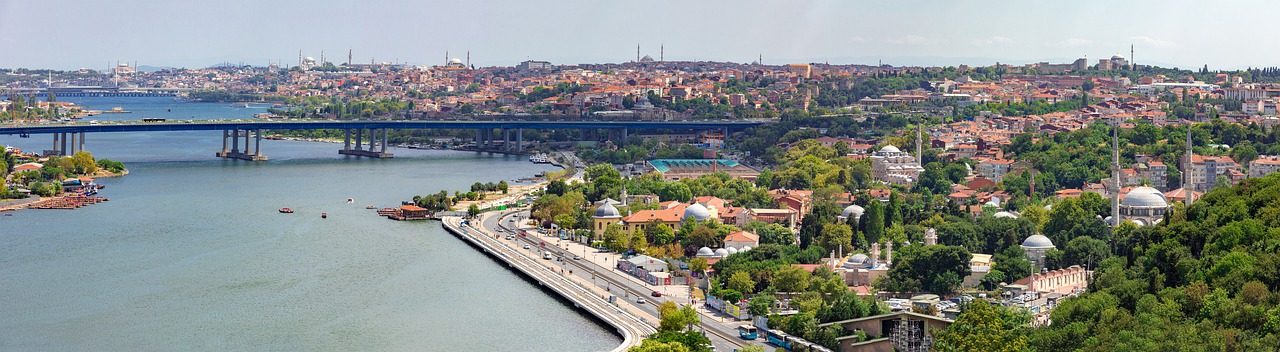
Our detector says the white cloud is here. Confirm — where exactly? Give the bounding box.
[1061,38,1093,47]
[849,36,871,43]
[971,36,1012,46]
[1130,36,1177,48]
[886,34,930,45]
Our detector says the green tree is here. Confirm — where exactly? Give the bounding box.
[817,223,853,254]
[935,300,1030,352]
[773,265,812,293]
[467,204,481,218]
[864,199,885,244]
[603,224,630,251]
[629,339,690,352]
[727,271,756,294]
[747,294,775,316]
[554,213,577,230]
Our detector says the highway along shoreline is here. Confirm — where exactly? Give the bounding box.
[439,215,654,352]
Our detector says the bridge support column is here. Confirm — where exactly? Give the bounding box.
[61,133,69,156]
[516,128,524,152]
[79,132,86,153]
[255,129,263,157]
[343,129,351,151]
[67,133,76,155]
[50,133,60,156]
[231,129,240,154]
[338,127,393,158]
[622,128,628,145]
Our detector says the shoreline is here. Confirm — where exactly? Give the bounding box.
[439,215,650,351]
[0,169,128,212]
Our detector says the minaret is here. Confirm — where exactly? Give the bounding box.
[636,44,640,62]
[660,44,664,62]
[916,120,923,166]
[1111,117,1121,227]
[621,183,628,207]
[298,50,302,67]
[1185,123,1195,205]
[348,49,352,66]
[445,51,449,65]
[758,53,762,65]
[466,51,470,68]
[1130,44,1135,71]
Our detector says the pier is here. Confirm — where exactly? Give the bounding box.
[440,216,653,352]
[338,128,393,158]
[215,129,268,161]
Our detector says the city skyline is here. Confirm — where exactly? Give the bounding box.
[3,0,1279,70]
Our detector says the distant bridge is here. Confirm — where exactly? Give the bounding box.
[9,86,195,97]
[0,119,766,161]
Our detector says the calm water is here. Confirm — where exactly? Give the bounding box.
[0,99,619,351]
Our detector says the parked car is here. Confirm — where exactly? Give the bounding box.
[650,291,662,297]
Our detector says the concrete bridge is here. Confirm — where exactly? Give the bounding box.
[0,119,765,161]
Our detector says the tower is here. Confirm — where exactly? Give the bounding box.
[1130,44,1135,71]
[621,183,628,207]
[924,228,937,246]
[758,53,762,65]
[1185,123,1195,205]
[467,51,470,68]
[915,120,923,166]
[1111,117,1121,227]
[348,49,352,66]
[660,44,663,62]
[298,50,302,67]
[445,51,449,66]
[636,44,640,62]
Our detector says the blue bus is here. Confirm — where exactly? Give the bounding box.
[738,325,758,340]
[766,329,790,349]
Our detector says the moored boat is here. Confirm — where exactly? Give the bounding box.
[279,207,293,213]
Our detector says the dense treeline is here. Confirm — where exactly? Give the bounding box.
[1025,172,1280,350]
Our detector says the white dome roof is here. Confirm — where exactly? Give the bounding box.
[449,58,463,64]
[1021,234,1055,249]
[304,57,316,61]
[727,247,739,255]
[713,248,730,257]
[847,253,869,265]
[879,145,901,153]
[993,211,1019,219]
[1111,54,1125,60]
[841,204,865,220]
[684,203,711,222]
[696,247,714,256]
[594,202,621,218]
[1122,187,1169,208]
[741,246,751,252]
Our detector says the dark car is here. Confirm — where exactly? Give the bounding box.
[651,291,662,297]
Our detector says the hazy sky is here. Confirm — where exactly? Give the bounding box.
[2,0,1276,70]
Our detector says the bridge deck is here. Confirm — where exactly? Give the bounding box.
[0,120,764,135]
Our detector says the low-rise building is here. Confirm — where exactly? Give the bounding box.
[1249,155,1280,178]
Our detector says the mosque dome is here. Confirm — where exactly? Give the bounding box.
[841,204,865,220]
[696,247,714,257]
[879,145,901,154]
[594,202,621,218]
[1021,234,1055,249]
[713,248,730,257]
[1111,54,1125,60]
[846,253,870,266]
[684,203,711,222]
[449,58,463,64]
[993,211,1019,219]
[727,247,739,255]
[640,55,655,62]
[741,246,752,252]
[1121,187,1169,208]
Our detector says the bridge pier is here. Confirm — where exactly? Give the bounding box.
[339,128,393,158]
[80,132,86,153]
[516,128,523,152]
[60,133,69,156]
[217,129,268,161]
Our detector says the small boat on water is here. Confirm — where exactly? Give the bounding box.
[321,212,328,218]
[279,207,294,213]
[366,205,377,209]
[347,198,354,204]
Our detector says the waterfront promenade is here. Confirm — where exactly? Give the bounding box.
[440,215,655,352]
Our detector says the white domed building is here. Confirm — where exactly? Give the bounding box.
[870,145,923,186]
[1021,234,1055,271]
[839,204,865,224]
[1116,186,1171,226]
[682,202,717,223]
